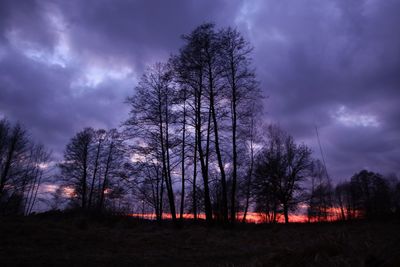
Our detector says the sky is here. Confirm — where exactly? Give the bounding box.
[0,0,399,181]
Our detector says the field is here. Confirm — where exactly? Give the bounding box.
[1,214,399,266]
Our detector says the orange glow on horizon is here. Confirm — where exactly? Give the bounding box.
[128,207,359,223]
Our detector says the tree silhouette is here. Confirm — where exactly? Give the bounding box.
[0,118,51,215]
[253,126,313,223]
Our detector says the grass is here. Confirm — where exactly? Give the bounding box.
[1,213,399,266]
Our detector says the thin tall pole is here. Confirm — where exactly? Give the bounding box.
[315,125,331,184]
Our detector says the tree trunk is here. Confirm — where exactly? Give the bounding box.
[81,144,89,210]
[180,92,187,221]
[283,204,289,224]
[242,120,255,223]
[208,63,228,224]
[230,97,238,223]
[195,83,213,224]
[159,164,165,221]
[88,138,102,209]
[99,143,113,211]
[28,170,43,215]
[192,115,198,220]
[164,92,176,222]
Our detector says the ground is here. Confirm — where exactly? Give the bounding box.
[1,214,399,266]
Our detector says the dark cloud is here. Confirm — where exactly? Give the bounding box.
[55,0,241,72]
[243,0,400,179]
[0,0,399,180]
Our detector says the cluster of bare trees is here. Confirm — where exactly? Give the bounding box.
[58,128,127,212]
[305,168,400,222]
[334,170,400,220]
[121,23,400,225]
[252,128,400,223]
[2,24,399,224]
[0,118,51,215]
[124,23,262,224]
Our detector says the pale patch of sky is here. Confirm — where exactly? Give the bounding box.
[6,11,72,68]
[38,163,49,170]
[71,65,134,88]
[235,0,288,46]
[332,105,380,128]
[5,10,136,94]
[42,183,58,193]
[235,0,261,32]
[130,153,146,163]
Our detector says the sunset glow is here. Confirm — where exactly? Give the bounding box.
[128,208,356,223]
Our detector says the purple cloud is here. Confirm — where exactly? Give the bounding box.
[0,0,399,179]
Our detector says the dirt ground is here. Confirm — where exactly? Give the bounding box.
[1,215,399,266]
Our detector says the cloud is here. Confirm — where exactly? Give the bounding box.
[0,0,399,180]
[238,0,400,178]
[332,105,380,128]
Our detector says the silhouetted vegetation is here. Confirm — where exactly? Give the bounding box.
[1,24,399,225]
[334,170,398,220]
[122,23,262,225]
[0,118,51,216]
[58,128,127,212]
[1,23,399,267]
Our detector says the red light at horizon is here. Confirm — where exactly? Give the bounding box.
[128,208,358,223]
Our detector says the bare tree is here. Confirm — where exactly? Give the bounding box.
[0,122,28,198]
[220,27,260,223]
[24,143,52,215]
[253,126,313,223]
[307,160,333,222]
[125,63,177,223]
[350,170,392,219]
[335,181,356,220]
[0,119,51,215]
[98,129,126,212]
[240,107,262,223]
[175,25,217,223]
[59,128,93,209]
[88,129,106,209]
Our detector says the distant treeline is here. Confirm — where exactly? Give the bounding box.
[1,24,399,223]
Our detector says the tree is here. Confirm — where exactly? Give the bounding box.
[240,106,262,223]
[98,129,126,212]
[333,171,397,221]
[307,160,333,222]
[122,23,262,224]
[58,127,126,212]
[175,24,217,223]
[175,84,189,221]
[0,118,51,215]
[334,181,356,220]
[59,128,93,209]
[0,121,28,198]
[23,143,52,215]
[88,129,106,209]
[220,27,260,223]
[253,126,313,223]
[350,170,392,219]
[125,63,177,223]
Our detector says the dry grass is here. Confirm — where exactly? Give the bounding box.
[1,214,399,266]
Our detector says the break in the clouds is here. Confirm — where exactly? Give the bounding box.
[0,0,399,180]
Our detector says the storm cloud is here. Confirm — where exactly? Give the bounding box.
[0,0,399,180]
